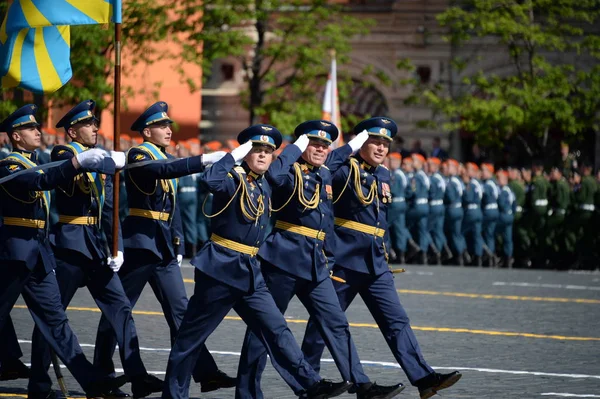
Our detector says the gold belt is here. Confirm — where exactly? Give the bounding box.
[58,215,98,225]
[334,217,385,237]
[211,233,259,256]
[129,208,169,221]
[275,220,326,240]
[3,217,46,229]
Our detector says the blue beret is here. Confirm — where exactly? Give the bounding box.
[354,117,397,141]
[237,124,282,149]
[0,104,40,133]
[56,100,98,129]
[131,101,173,132]
[294,120,339,144]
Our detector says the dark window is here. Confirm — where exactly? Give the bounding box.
[221,63,234,81]
[416,65,431,84]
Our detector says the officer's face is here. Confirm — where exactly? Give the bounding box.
[245,145,274,174]
[402,160,413,172]
[11,125,41,150]
[497,172,507,185]
[482,167,493,180]
[389,157,401,170]
[144,123,172,147]
[359,137,390,166]
[302,140,329,167]
[448,163,457,175]
[69,120,98,147]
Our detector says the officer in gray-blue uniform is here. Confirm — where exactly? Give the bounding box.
[481,163,499,267]
[28,100,163,398]
[236,121,403,399]
[443,160,468,265]
[407,154,437,264]
[427,157,450,262]
[496,170,515,268]
[462,162,484,266]
[0,105,127,398]
[163,125,351,399]
[93,102,236,394]
[300,117,461,399]
[387,153,417,264]
[176,165,199,257]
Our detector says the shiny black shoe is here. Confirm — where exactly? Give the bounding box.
[417,371,462,399]
[0,359,30,381]
[102,388,131,398]
[86,375,129,399]
[199,369,236,392]
[356,382,405,399]
[303,380,352,399]
[131,374,164,398]
[27,391,57,399]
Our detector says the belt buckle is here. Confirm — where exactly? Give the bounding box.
[374,227,381,237]
[159,210,166,221]
[87,215,95,225]
[251,247,258,256]
[317,230,325,240]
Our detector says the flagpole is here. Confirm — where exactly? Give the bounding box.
[112,21,121,256]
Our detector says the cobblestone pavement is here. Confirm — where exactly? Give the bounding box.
[2,265,600,399]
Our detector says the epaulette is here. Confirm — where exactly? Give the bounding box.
[54,145,74,157]
[234,166,246,174]
[380,164,389,170]
[321,165,329,170]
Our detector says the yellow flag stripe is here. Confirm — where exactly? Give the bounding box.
[59,25,70,46]
[33,29,63,94]
[20,0,51,28]
[64,0,111,24]
[1,29,27,89]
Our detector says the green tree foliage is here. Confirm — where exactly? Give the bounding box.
[173,0,371,133]
[409,0,600,154]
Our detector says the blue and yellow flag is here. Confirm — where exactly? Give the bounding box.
[0,0,121,94]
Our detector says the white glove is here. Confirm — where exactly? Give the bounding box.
[202,151,227,165]
[110,151,126,168]
[348,130,370,153]
[293,134,309,153]
[107,251,124,272]
[231,140,253,162]
[76,148,107,168]
[177,254,183,267]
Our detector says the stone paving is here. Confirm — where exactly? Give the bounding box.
[3,265,600,399]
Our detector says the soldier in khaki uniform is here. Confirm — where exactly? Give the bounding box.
[546,166,570,269]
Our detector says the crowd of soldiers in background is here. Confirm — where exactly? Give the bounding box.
[1,130,597,271]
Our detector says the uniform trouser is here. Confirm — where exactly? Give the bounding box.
[482,210,499,253]
[0,317,23,365]
[428,205,446,251]
[462,209,483,257]
[525,208,547,257]
[0,260,100,392]
[513,214,529,258]
[495,214,514,257]
[163,269,321,399]
[545,213,565,256]
[29,254,147,393]
[407,204,431,251]
[178,196,198,249]
[388,206,410,253]
[444,207,465,255]
[236,262,369,399]
[301,267,433,386]
[94,254,218,382]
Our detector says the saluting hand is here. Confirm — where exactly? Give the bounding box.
[231,140,253,162]
[293,134,310,152]
[348,130,369,153]
[202,151,227,166]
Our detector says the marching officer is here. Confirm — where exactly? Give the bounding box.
[236,121,403,399]
[0,105,127,397]
[568,163,597,269]
[509,167,528,267]
[525,160,550,267]
[93,102,236,393]
[388,153,418,263]
[444,159,467,265]
[176,142,200,258]
[300,117,462,399]
[28,100,163,398]
[407,154,436,264]
[427,157,450,262]
[495,170,515,268]
[462,162,484,266]
[546,166,570,268]
[163,125,352,399]
[481,163,499,267]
